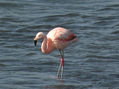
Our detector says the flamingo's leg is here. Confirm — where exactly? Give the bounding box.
[57,49,62,79]
[57,61,62,79]
[61,64,64,79]
[57,49,64,80]
[60,50,64,79]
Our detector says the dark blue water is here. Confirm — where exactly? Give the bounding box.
[0,0,119,89]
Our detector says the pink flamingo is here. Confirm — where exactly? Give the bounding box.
[34,27,78,79]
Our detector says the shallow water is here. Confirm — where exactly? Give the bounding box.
[0,0,119,89]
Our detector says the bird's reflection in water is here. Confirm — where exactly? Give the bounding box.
[45,79,64,89]
[44,80,75,89]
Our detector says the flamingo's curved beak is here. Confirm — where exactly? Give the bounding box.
[34,40,37,46]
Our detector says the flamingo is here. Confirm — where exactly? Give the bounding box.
[34,27,78,79]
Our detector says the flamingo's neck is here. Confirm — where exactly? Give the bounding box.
[40,33,55,54]
[41,34,48,53]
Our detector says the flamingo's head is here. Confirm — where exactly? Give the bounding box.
[34,32,45,46]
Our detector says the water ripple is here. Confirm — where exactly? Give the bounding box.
[0,0,119,89]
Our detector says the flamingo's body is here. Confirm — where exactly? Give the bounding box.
[34,27,78,79]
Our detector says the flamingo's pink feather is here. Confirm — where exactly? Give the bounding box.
[46,27,77,50]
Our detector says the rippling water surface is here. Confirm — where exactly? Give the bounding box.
[0,0,119,89]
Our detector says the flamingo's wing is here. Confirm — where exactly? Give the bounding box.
[47,27,77,49]
[57,33,76,42]
[47,27,77,42]
[55,29,76,42]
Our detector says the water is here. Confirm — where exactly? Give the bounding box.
[0,0,119,89]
